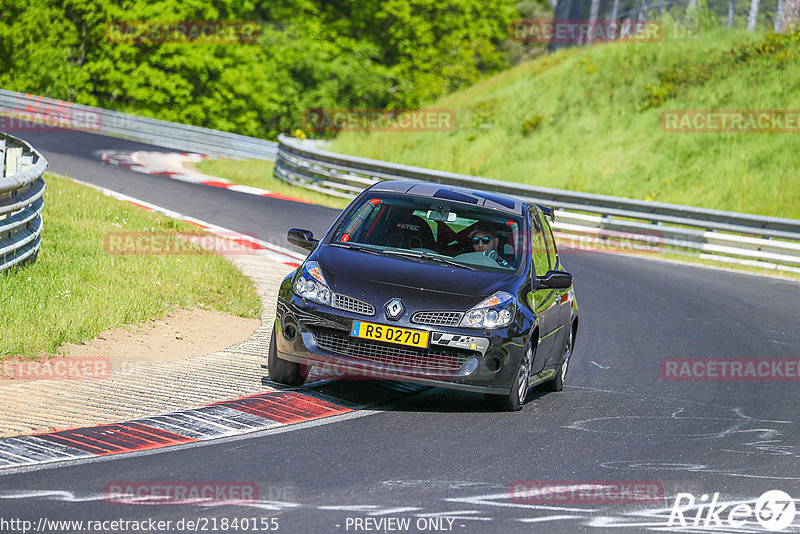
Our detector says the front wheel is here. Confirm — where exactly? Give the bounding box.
[268,324,308,386]
[485,341,534,412]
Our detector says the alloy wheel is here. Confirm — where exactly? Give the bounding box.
[561,326,573,383]
[517,343,532,404]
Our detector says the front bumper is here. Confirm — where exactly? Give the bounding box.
[275,295,528,395]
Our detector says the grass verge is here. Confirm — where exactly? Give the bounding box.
[330,28,800,220]
[193,158,350,210]
[0,173,261,358]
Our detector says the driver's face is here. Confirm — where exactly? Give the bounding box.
[471,232,497,252]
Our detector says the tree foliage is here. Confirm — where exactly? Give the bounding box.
[0,0,521,139]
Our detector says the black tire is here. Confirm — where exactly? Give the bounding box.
[484,341,534,412]
[268,325,308,386]
[543,323,574,392]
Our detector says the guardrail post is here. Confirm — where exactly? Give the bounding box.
[5,147,21,177]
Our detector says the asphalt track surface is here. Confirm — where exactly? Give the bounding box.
[2,129,799,533]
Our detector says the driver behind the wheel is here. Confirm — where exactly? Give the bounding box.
[469,225,509,267]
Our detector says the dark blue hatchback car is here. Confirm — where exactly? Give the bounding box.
[270,180,578,410]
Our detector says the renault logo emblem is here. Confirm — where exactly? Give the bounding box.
[385,298,405,320]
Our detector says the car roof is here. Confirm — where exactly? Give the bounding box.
[367,180,526,215]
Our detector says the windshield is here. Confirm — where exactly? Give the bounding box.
[330,193,528,272]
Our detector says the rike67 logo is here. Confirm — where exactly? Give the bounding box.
[669,490,796,531]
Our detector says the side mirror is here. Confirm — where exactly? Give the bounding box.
[287,228,319,251]
[537,270,572,289]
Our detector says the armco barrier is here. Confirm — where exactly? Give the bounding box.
[0,89,277,160]
[274,133,800,272]
[0,132,47,271]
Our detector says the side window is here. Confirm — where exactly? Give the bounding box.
[538,211,558,270]
[531,210,549,277]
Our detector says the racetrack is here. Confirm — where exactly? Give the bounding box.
[2,129,799,533]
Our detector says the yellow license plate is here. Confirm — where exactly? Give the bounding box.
[350,321,429,348]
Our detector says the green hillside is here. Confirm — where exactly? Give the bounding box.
[330,28,800,219]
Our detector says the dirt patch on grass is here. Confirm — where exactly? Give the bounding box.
[61,308,259,365]
[0,308,260,388]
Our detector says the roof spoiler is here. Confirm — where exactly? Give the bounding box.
[536,204,555,222]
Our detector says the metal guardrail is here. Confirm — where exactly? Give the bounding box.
[274,133,800,272]
[0,89,277,160]
[0,132,47,272]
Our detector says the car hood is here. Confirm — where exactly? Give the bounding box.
[315,245,521,311]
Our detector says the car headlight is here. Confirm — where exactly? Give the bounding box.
[460,291,516,329]
[293,261,331,305]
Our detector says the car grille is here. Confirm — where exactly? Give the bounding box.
[411,311,464,326]
[331,293,375,316]
[311,328,472,376]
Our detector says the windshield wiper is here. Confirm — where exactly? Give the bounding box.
[331,243,381,255]
[381,250,476,271]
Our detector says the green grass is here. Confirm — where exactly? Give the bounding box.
[0,173,261,358]
[330,28,800,220]
[194,158,350,210]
